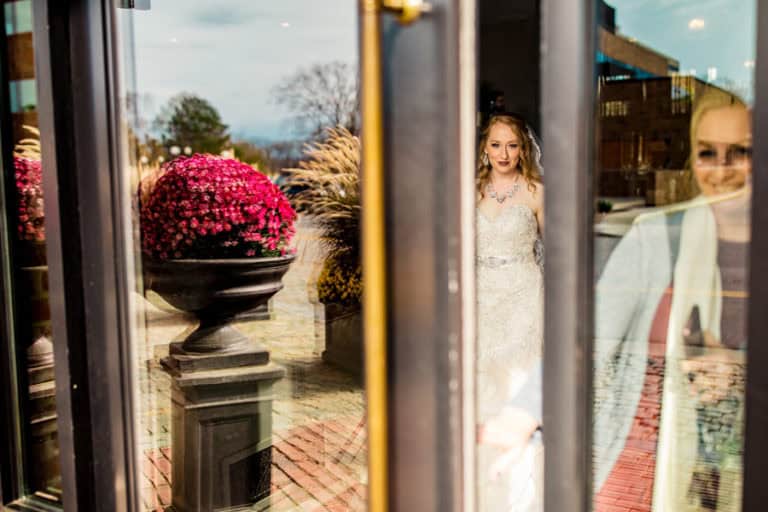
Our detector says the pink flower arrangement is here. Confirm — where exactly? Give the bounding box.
[15,156,45,242]
[140,154,296,260]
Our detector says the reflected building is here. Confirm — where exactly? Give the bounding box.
[597,0,679,80]
[596,0,740,206]
[5,0,38,140]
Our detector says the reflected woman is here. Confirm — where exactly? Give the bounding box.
[594,93,750,512]
[476,113,544,511]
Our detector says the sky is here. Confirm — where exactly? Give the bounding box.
[118,0,358,142]
[608,0,757,102]
[116,0,758,143]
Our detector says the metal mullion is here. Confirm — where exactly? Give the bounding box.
[32,1,134,510]
[459,0,477,510]
[380,0,464,509]
[541,0,597,511]
[30,1,79,509]
[743,0,768,508]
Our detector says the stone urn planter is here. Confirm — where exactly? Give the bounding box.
[16,241,59,492]
[144,254,295,354]
[144,255,294,511]
[140,154,298,509]
[16,241,54,374]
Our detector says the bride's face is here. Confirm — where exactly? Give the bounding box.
[485,123,521,175]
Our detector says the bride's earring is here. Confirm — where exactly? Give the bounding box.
[482,152,489,167]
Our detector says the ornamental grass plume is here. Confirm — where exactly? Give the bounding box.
[283,127,361,304]
[13,125,41,160]
[284,127,360,263]
[140,154,296,260]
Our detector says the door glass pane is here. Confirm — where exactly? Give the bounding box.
[113,2,365,510]
[475,1,544,509]
[1,0,63,503]
[593,1,755,510]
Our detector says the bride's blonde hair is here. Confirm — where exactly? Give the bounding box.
[476,114,543,198]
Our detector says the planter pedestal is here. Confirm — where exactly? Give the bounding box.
[146,256,293,510]
[27,336,60,492]
[17,243,58,490]
[162,342,285,511]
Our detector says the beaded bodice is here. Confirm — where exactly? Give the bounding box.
[476,204,540,267]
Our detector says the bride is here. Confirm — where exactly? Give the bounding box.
[476,113,544,511]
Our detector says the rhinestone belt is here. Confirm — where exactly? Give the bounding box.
[477,254,533,268]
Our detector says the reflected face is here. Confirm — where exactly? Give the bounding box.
[693,106,752,196]
[485,123,521,175]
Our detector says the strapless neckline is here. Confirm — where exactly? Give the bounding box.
[477,203,536,223]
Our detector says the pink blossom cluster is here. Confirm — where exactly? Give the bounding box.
[140,154,296,260]
[15,156,45,242]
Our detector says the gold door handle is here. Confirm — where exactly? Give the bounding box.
[381,0,433,25]
[360,2,387,511]
[360,1,429,512]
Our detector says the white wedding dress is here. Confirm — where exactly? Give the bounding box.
[476,203,544,512]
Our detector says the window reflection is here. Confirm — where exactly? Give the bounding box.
[115,2,365,510]
[2,0,62,502]
[593,1,754,510]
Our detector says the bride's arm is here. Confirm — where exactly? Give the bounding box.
[479,365,542,449]
[507,364,542,433]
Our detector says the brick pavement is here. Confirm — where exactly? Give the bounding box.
[137,219,367,511]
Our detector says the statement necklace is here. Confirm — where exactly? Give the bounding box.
[486,178,521,204]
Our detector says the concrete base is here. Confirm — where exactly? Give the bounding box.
[162,342,285,511]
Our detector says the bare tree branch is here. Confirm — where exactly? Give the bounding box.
[272,61,359,140]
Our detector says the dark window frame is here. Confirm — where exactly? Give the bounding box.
[541,0,597,510]
[0,1,766,511]
[3,1,140,510]
[743,0,768,508]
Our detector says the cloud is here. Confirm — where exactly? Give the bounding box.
[187,4,269,26]
[126,0,358,140]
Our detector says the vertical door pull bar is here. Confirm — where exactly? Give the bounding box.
[360,1,429,511]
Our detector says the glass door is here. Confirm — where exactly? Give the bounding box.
[471,1,768,511]
[592,2,757,511]
[0,0,64,507]
[15,0,471,510]
[112,1,367,510]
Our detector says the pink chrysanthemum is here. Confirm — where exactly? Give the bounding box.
[15,156,45,242]
[140,154,296,260]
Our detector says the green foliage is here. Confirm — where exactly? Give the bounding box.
[317,256,362,306]
[232,140,273,173]
[596,198,614,214]
[154,93,230,155]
